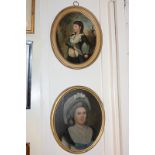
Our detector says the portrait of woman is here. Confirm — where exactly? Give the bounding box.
[50,86,105,153]
[62,93,94,150]
[51,6,102,69]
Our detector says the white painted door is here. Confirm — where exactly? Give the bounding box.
[26,0,128,155]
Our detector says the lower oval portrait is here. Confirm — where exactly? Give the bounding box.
[50,86,105,154]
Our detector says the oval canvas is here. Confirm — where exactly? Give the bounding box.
[50,6,102,69]
[50,86,105,154]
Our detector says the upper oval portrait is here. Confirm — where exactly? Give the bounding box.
[50,6,103,69]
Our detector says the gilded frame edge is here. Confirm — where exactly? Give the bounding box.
[26,0,35,34]
[50,86,105,154]
[26,143,30,155]
[50,6,103,69]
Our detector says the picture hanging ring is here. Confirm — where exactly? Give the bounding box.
[73,1,79,6]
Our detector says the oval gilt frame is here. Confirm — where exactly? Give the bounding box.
[50,86,105,154]
[50,6,103,69]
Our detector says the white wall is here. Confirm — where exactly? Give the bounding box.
[26,0,42,155]
[26,0,128,155]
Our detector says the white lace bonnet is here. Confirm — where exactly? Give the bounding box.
[63,93,91,125]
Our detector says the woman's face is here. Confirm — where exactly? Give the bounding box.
[73,24,81,33]
[74,106,87,125]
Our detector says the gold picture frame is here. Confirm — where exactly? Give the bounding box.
[26,143,30,155]
[50,86,105,154]
[50,6,103,69]
[26,0,35,33]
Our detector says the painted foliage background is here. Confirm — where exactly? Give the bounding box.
[56,12,96,59]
